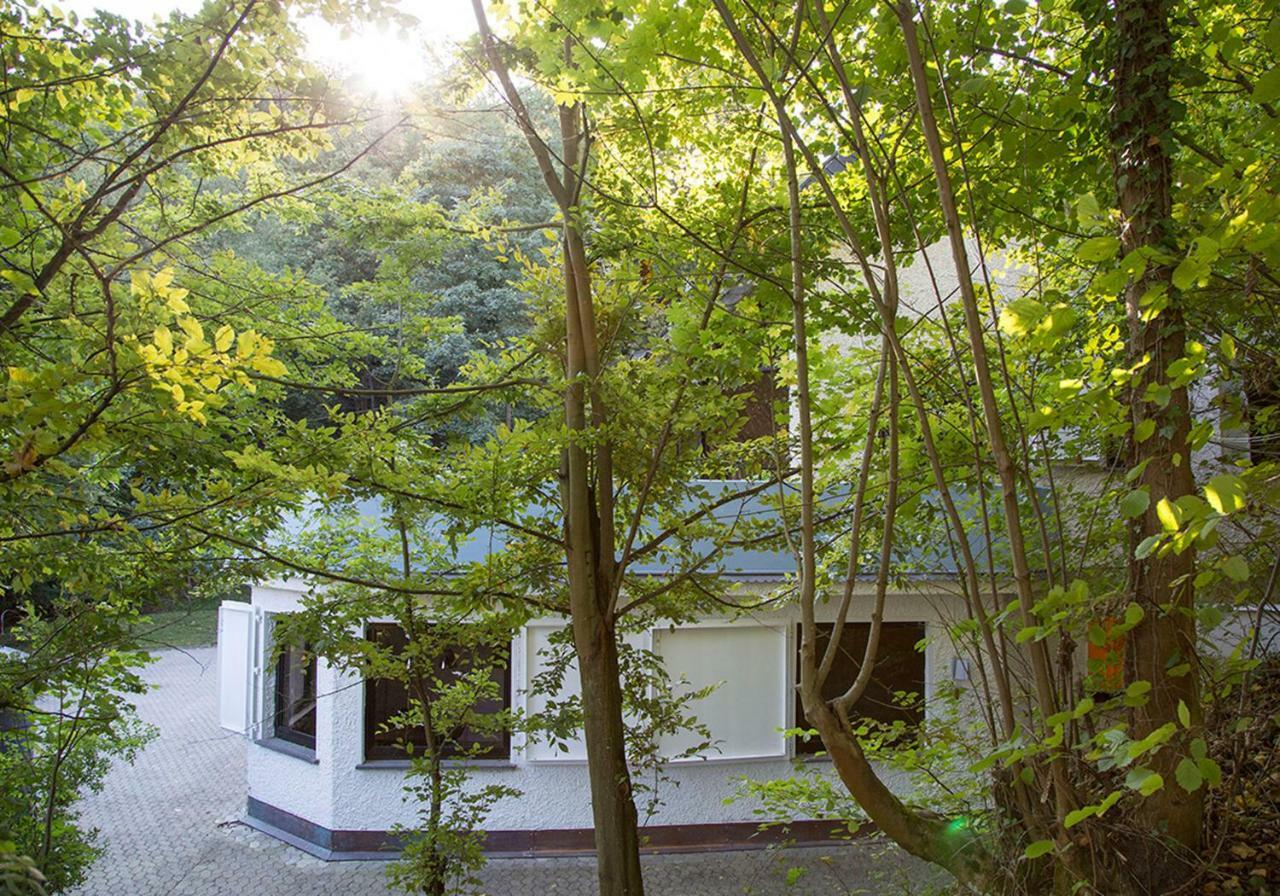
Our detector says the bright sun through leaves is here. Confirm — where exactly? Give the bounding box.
[293,0,480,99]
[302,21,435,100]
[59,0,478,100]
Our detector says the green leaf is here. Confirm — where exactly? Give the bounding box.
[1204,473,1246,514]
[1120,489,1149,518]
[1125,680,1152,700]
[999,298,1045,337]
[1221,555,1249,582]
[1123,602,1145,628]
[1064,806,1096,828]
[1177,699,1191,728]
[1078,236,1119,263]
[1171,256,1208,291]
[1134,418,1157,442]
[1135,534,1162,559]
[1023,839,1055,859]
[1076,193,1102,227]
[1254,67,1280,103]
[1175,758,1203,792]
[1125,767,1164,796]
[1198,757,1222,788]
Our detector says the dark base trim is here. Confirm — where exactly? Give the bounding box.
[245,797,860,862]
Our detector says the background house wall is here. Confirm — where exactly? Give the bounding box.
[236,581,973,842]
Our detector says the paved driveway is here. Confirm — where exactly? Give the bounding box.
[71,648,940,896]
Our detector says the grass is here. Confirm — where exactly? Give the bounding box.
[131,596,221,649]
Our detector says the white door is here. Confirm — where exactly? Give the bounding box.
[217,600,259,734]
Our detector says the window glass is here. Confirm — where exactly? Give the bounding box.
[794,622,925,755]
[1245,360,1280,463]
[273,639,317,750]
[364,623,510,761]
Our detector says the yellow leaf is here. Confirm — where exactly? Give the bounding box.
[1156,497,1182,532]
[251,355,287,377]
[178,317,203,341]
[153,326,173,355]
[236,331,258,359]
[166,289,190,314]
[214,325,234,353]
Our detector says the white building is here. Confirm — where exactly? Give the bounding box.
[216,492,980,858]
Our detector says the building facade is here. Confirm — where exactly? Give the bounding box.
[218,572,975,858]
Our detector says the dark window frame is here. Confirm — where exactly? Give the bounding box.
[272,638,317,751]
[362,623,513,762]
[793,622,927,756]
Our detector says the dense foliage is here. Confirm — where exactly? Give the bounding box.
[3,0,1280,893]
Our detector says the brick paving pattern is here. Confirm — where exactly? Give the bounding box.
[70,648,940,896]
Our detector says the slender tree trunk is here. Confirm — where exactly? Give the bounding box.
[399,519,448,896]
[1111,0,1203,859]
[468,6,647,891]
[711,2,1000,886]
[570,597,644,895]
[562,225,646,895]
[803,702,993,885]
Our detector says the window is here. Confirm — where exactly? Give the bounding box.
[363,623,511,761]
[654,625,788,760]
[273,639,317,750]
[1244,357,1280,464]
[794,622,926,755]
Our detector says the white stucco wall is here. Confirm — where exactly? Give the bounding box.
[240,582,973,834]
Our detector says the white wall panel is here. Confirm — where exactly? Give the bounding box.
[524,625,588,761]
[654,624,787,761]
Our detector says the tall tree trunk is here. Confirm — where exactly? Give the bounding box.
[894,2,1081,844]
[468,5,647,891]
[570,597,644,895]
[562,217,646,896]
[1111,0,1204,859]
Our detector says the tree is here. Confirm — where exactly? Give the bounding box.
[0,611,152,892]
[620,0,1278,890]
[210,100,557,437]
[1110,0,1203,855]
[461,4,810,891]
[0,0,407,885]
[274,508,522,896]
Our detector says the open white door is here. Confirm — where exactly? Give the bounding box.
[217,600,258,734]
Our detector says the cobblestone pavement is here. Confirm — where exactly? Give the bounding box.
[71,648,942,896]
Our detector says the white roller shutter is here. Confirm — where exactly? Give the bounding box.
[654,624,788,761]
[524,624,649,761]
[524,625,588,761]
[217,600,260,735]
